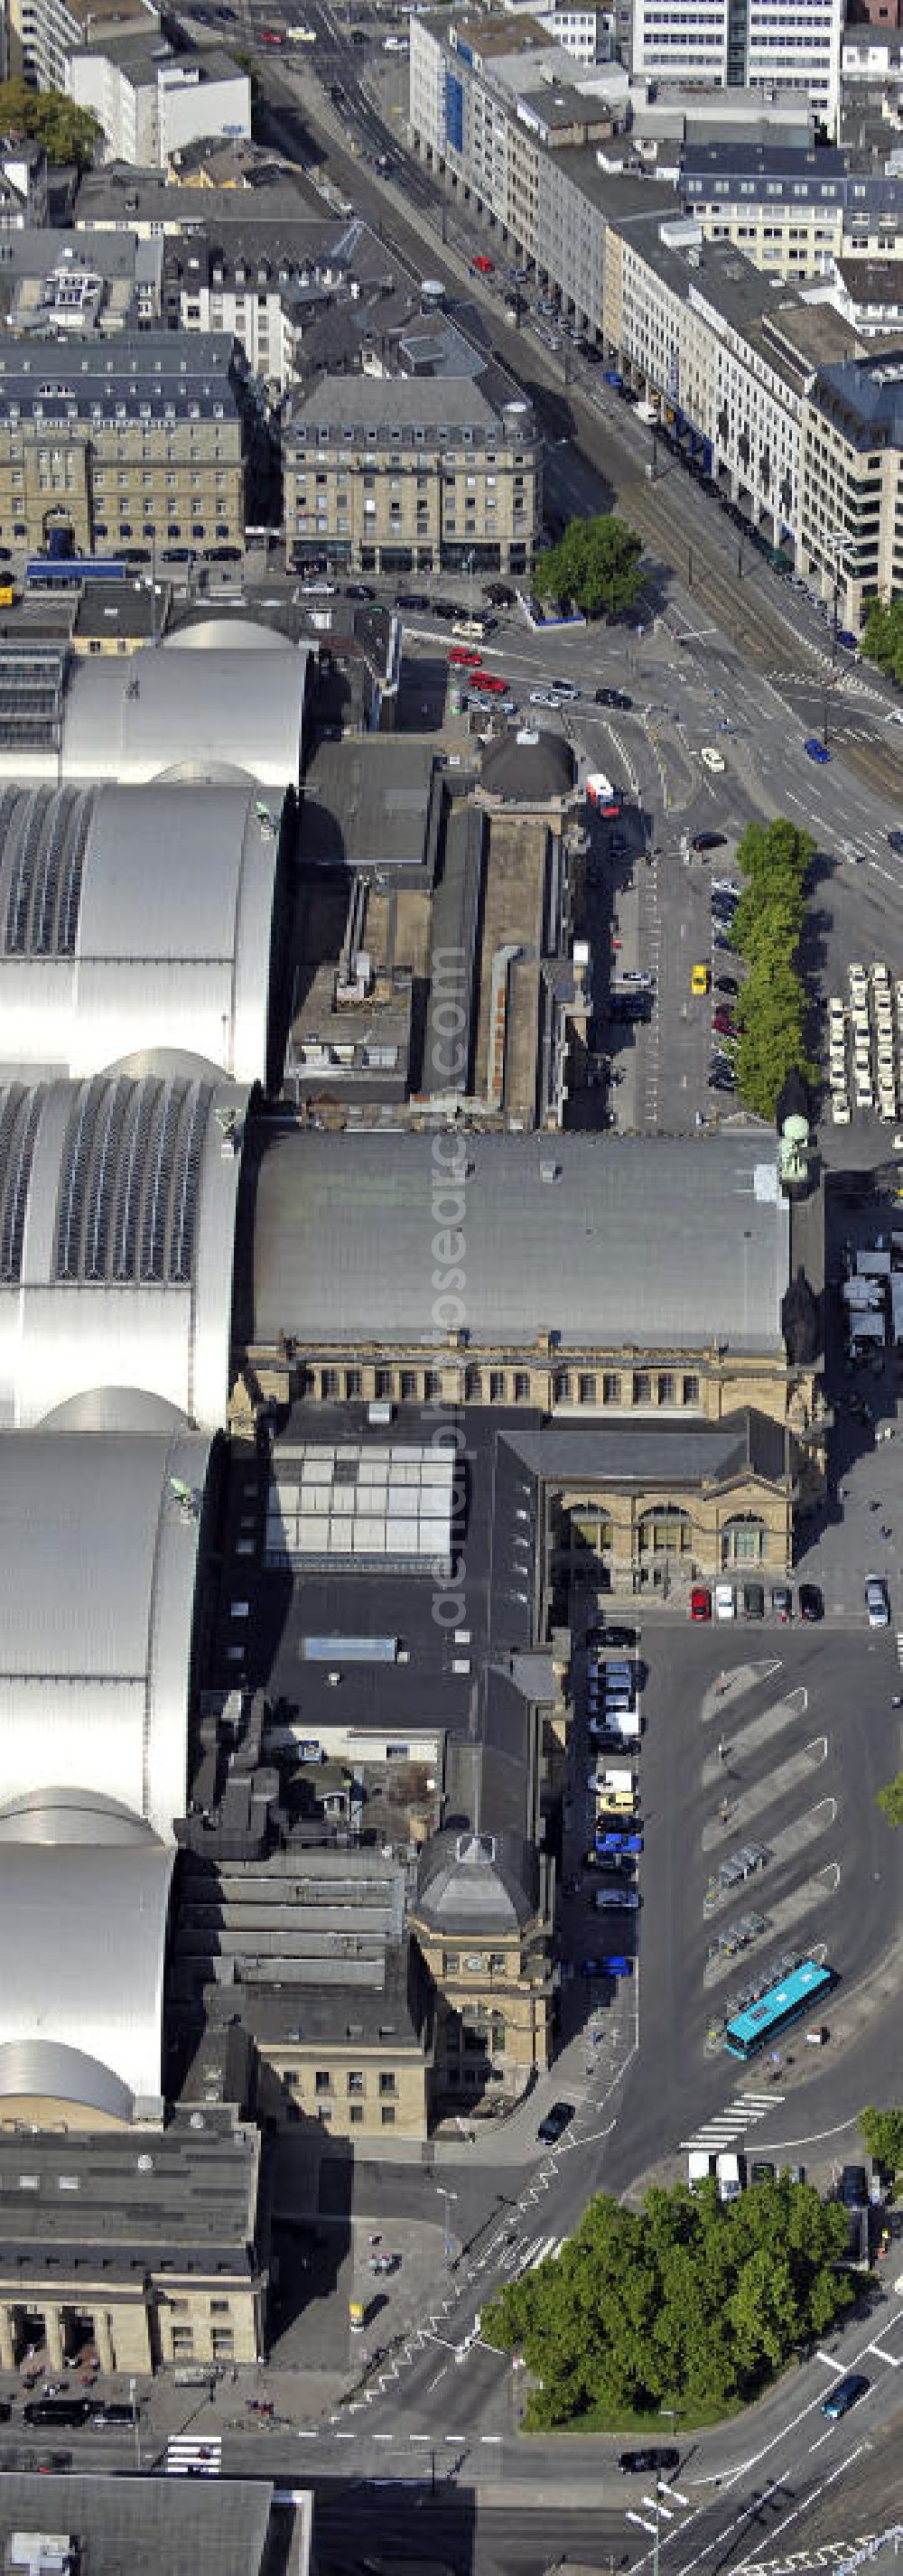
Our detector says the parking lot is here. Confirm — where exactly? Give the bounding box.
[588,1613,903,2182]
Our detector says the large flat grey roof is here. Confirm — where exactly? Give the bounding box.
[250,1131,790,1354]
[0,2474,275,2576]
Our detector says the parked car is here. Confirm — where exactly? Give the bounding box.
[771,1583,792,1621]
[537,2099,574,2143]
[822,2373,869,2422]
[714,1582,735,1620]
[716,975,740,996]
[396,592,430,611]
[798,1582,823,1621]
[742,1582,765,1619]
[691,1584,712,1621]
[596,1829,642,1853]
[692,832,725,852]
[345,581,376,601]
[593,1886,640,1911]
[712,1008,739,1038]
[588,1626,637,1649]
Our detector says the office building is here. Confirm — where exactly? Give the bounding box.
[283,373,541,574]
[678,143,903,276]
[0,331,249,570]
[801,346,903,624]
[631,0,843,128]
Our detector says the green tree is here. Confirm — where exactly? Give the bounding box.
[861,597,903,688]
[535,512,643,619]
[860,2106,903,2174]
[728,818,815,1119]
[0,77,100,165]
[877,1770,903,1828]
[482,2176,852,2431]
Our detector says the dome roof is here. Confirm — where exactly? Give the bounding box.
[163,616,288,651]
[479,727,576,805]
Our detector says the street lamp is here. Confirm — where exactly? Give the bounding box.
[827,525,846,669]
[435,2185,458,2263]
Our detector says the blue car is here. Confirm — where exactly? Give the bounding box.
[582,1955,632,1978]
[804,735,831,763]
[597,1830,643,1853]
[836,630,859,652]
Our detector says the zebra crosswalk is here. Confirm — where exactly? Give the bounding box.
[165,2432,222,2477]
[680,2088,784,2155]
[505,2231,568,2278]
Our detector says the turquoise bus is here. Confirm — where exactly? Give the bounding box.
[724,1959,833,2060]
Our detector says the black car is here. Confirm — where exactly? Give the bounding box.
[395,592,430,611]
[840,2165,868,2207]
[346,581,376,601]
[692,832,725,853]
[716,975,739,996]
[484,582,515,606]
[742,1582,765,1619]
[619,2446,679,2476]
[799,1582,823,1622]
[588,1624,637,1649]
[823,2372,869,2422]
[595,686,632,709]
[537,2099,574,2145]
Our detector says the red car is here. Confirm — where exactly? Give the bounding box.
[471,670,507,694]
[449,645,482,667]
[260,23,284,39]
[691,1585,712,1622]
[471,254,494,275]
[712,1008,739,1037]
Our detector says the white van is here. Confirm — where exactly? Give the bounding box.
[717,2151,742,2202]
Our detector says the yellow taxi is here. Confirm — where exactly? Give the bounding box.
[691,962,711,996]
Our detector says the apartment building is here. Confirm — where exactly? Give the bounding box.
[165,218,396,395]
[0,331,249,566]
[68,32,251,169]
[283,373,541,575]
[19,0,156,94]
